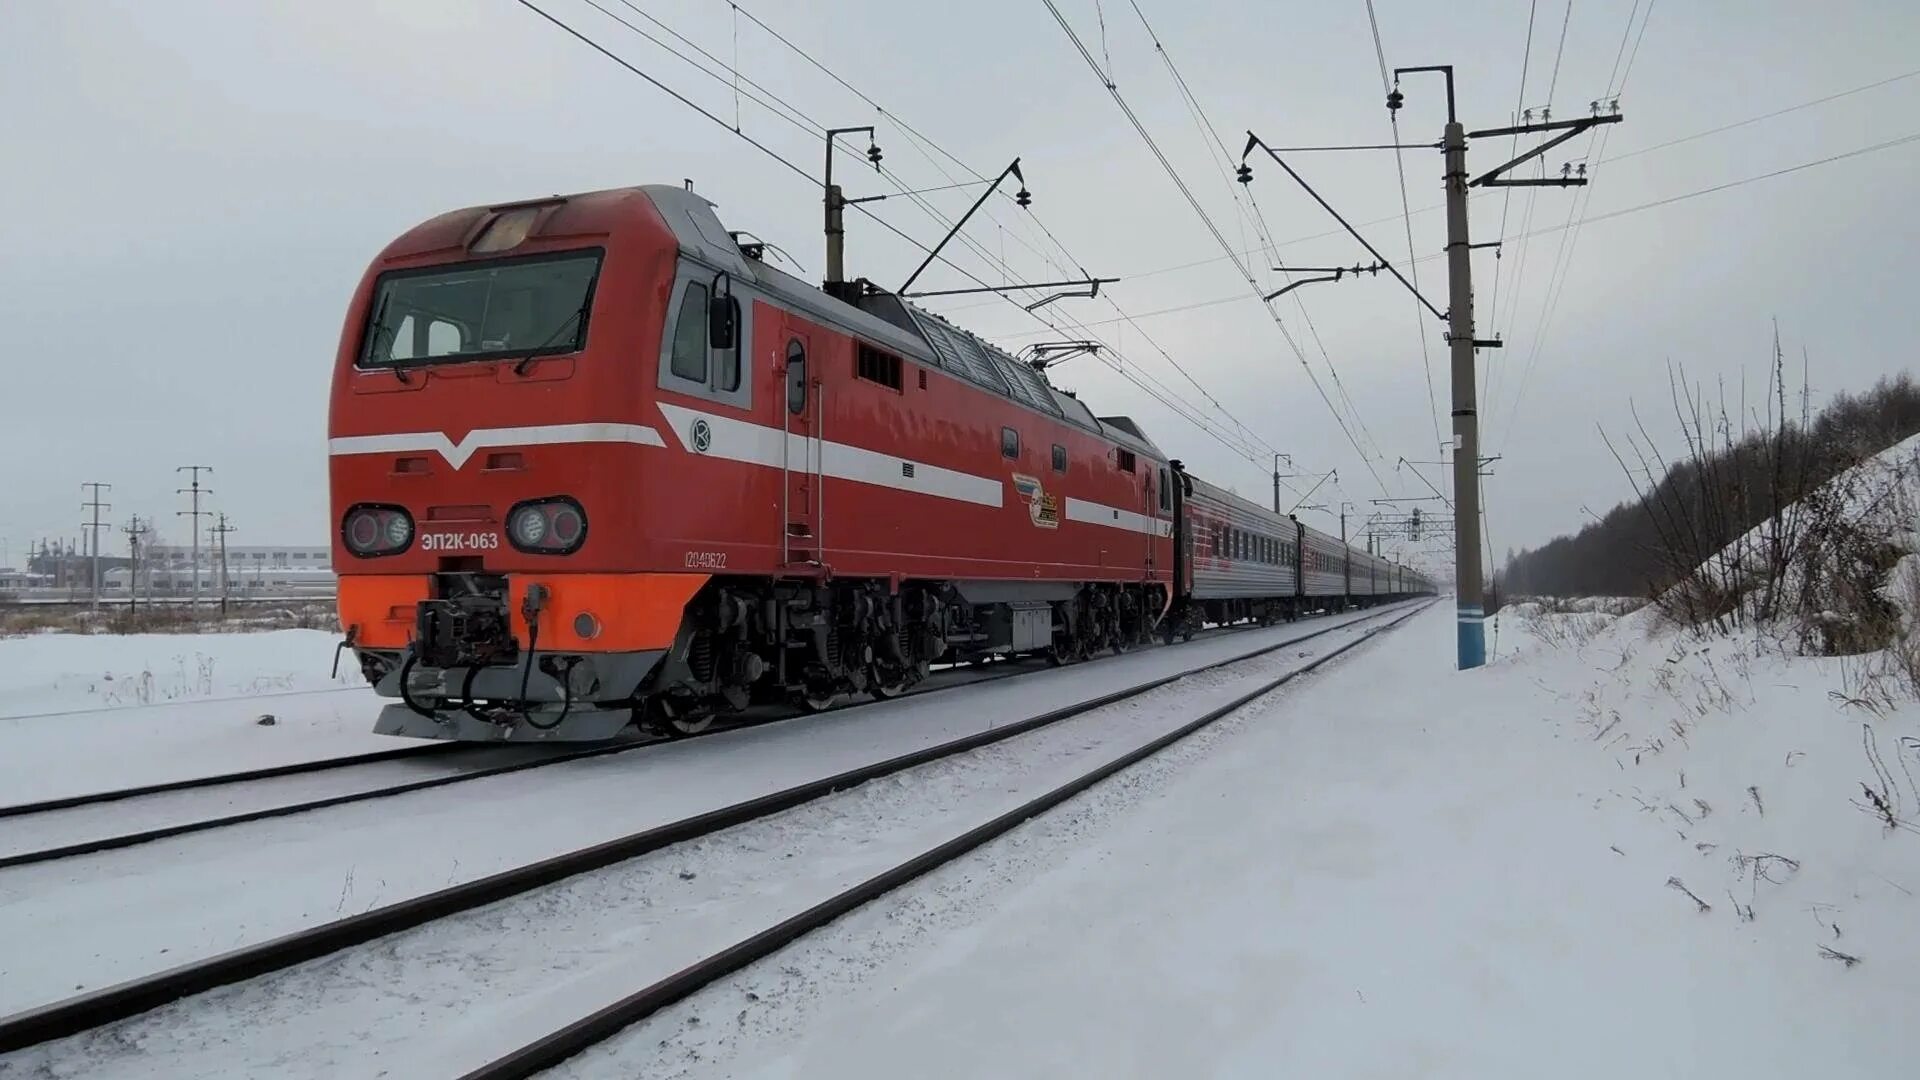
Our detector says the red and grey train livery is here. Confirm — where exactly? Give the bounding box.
[327,183,1431,742]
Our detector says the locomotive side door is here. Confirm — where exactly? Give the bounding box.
[780,326,818,564]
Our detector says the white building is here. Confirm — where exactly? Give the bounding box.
[107,544,335,597]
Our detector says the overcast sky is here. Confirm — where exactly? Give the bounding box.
[4,0,1916,576]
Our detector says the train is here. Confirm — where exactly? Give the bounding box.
[327,183,1432,742]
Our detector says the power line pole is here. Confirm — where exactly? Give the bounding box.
[122,515,144,615]
[176,465,213,612]
[1389,65,1620,669]
[81,482,111,611]
[1270,453,1293,513]
[210,513,236,614]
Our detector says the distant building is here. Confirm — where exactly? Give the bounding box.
[105,544,335,597]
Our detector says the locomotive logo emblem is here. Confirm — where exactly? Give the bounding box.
[1010,473,1060,530]
[690,418,712,453]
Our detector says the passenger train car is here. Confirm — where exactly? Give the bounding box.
[327,183,1431,741]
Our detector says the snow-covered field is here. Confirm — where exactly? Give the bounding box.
[0,629,366,718]
[0,628,390,805]
[4,582,1914,1078]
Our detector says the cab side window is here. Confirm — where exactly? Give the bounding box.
[671,282,709,381]
[661,272,751,409]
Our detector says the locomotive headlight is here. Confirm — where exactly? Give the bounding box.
[549,504,584,547]
[342,504,414,557]
[506,497,588,555]
[509,505,548,547]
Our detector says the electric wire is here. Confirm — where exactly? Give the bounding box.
[530,0,1271,462]
[1366,0,1447,473]
[1040,0,1394,496]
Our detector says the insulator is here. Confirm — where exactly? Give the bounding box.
[1235,163,1252,185]
[1386,87,1403,112]
[1015,186,1032,207]
[867,141,883,168]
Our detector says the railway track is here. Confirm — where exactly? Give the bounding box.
[459,599,1429,1079]
[0,612,1292,871]
[0,600,1420,1056]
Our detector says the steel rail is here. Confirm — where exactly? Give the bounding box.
[0,612,1295,864]
[0,742,460,820]
[0,600,1420,1053]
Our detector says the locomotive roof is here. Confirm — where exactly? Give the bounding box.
[640,184,1168,464]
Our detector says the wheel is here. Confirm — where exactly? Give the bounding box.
[801,687,842,712]
[1046,635,1082,666]
[665,712,714,737]
[868,667,912,699]
[643,698,713,739]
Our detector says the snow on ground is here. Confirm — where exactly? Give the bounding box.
[0,606,1402,1023]
[0,627,397,805]
[0,686,393,807]
[0,608,1412,1079]
[0,628,366,717]
[549,601,1919,1080]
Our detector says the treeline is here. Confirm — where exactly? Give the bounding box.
[1502,372,1920,599]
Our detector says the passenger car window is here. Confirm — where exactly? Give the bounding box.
[671,283,709,381]
[786,339,807,415]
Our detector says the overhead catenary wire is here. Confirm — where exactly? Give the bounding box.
[1484,0,1538,345]
[1124,0,1393,477]
[1490,0,1575,387]
[1001,128,1920,338]
[1040,0,1394,497]
[1088,63,1920,291]
[1365,0,1447,477]
[535,0,1252,459]
[710,0,1291,468]
[537,0,1285,469]
[1495,0,1658,451]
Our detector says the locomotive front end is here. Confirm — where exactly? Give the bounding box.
[328,191,702,741]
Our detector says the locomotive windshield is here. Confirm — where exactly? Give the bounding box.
[359,248,603,368]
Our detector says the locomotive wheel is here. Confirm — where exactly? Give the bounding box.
[869,667,913,699]
[665,712,714,737]
[1047,635,1084,666]
[801,688,842,712]
[642,699,714,739]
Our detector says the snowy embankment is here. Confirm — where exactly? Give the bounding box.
[547,601,1917,1079]
[0,630,386,804]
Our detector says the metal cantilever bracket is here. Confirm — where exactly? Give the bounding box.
[1262,262,1385,302]
[1466,113,1623,188]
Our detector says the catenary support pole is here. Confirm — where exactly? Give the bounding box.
[1441,107,1485,668]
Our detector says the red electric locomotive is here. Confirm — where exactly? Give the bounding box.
[329,184,1181,741]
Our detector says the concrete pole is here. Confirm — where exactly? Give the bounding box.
[1442,118,1485,669]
